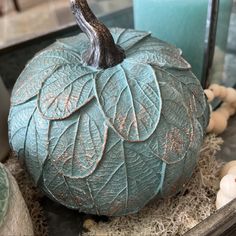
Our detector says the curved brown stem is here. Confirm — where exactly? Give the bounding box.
[71,0,125,69]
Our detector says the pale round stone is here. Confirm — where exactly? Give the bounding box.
[219,86,228,99]
[204,89,215,102]
[209,84,221,97]
[217,106,231,120]
[224,88,236,104]
[216,190,233,210]
[211,112,228,135]
[228,166,236,176]
[221,103,236,116]
[220,174,236,198]
[231,102,236,109]
[220,161,236,178]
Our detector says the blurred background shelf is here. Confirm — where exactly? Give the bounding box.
[0,0,235,89]
[0,0,132,48]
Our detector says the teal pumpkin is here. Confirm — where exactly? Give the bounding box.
[9,27,209,216]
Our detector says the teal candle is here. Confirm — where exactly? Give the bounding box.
[134,0,233,83]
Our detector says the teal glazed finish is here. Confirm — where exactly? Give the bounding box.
[9,28,209,216]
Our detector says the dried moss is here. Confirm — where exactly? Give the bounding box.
[84,135,224,236]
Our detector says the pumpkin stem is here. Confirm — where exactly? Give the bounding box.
[71,0,125,69]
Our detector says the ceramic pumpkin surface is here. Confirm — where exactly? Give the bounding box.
[0,163,33,235]
[0,164,9,227]
[9,0,209,216]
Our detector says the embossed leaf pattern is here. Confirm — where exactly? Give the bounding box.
[0,164,9,227]
[154,67,208,124]
[126,37,191,69]
[11,48,82,106]
[48,100,107,178]
[167,69,207,118]
[198,102,210,131]
[147,72,193,164]
[160,148,197,198]
[43,129,165,216]
[110,28,150,50]
[24,109,50,184]
[160,119,204,197]
[9,100,49,183]
[38,64,95,120]
[42,158,89,210]
[175,69,210,129]
[9,99,36,160]
[55,33,89,55]
[95,60,162,142]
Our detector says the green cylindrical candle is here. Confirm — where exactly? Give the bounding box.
[134,0,233,83]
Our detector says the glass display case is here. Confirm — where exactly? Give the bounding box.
[0,1,236,235]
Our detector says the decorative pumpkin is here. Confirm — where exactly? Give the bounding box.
[0,163,33,235]
[8,0,209,216]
